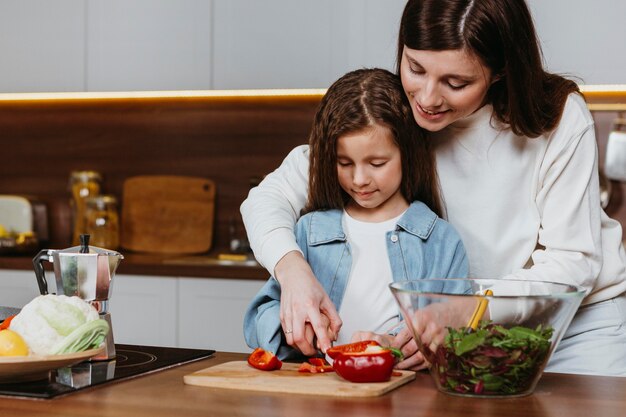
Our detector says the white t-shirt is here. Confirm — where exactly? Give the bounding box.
[241,94,626,306]
[335,210,402,345]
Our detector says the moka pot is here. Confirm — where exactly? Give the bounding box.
[32,234,123,360]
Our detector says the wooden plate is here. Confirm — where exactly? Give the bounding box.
[0,346,105,383]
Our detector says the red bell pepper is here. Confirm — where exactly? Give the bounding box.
[298,357,334,373]
[0,314,15,330]
[330,340,403,383]
[333,350,396,383]
[247,348,282,371]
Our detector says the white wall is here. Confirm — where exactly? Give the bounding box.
[0,0,623,93]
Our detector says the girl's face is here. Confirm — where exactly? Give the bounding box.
[400,46,494,132]
[336,124,408,222]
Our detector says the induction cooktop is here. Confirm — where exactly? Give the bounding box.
[0,344,215,399]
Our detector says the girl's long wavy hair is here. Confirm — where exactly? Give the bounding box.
[397,0,580,138]
[303,68,443,217]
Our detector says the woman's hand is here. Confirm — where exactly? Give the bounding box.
[403,299,476,366]
[275,251,342,356]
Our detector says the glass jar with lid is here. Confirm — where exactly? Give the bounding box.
[69,171,102,245]
[84,195,119,249]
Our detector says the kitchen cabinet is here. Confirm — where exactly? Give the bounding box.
[109,274,264,352]
[211,0,404,89]
[0,270,181,346]
[0,0,406,92]
[108,274,179,348]
[0,269,264,353]
[0,1,85,93]
[178,277,264,352]
[0,269,42,309]
[0,1,625,91]
[86,0,213,91]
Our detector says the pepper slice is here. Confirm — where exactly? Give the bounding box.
[0,315,15,331]
[298,357,334,373]
[247,348,282,371]
[326,340,381,359]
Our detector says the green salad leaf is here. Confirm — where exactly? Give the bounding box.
[434,321,554,396]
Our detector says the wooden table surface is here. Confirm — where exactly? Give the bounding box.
[0,352,624,417]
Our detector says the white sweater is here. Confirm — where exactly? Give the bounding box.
[241,94,626,305]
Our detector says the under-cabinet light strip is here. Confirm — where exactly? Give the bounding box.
[0,89,327,101]
[0,85,623,103]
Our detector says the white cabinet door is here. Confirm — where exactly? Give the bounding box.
[0,1,85,93]
[86,0,213,91]
[178,277,264,353]
[212,0,406,89]
[212,0,334,89]
[108,274,178,347]
[0,0,404,92]
[0,269,42,308]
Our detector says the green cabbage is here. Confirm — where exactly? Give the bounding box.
[36,296,86,336]
[10,294,110,355]
[52,319,109,354]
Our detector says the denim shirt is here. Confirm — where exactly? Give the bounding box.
[243,201,470,360]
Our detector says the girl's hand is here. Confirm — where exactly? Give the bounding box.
[349,331,394,347]
[389,327,428,371]
[275,251,342,356]
[349,330,427,370]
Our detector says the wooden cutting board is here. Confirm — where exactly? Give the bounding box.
[183,361,416,397]
[120,175,215,254]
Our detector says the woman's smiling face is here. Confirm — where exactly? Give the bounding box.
[400,46,495,132]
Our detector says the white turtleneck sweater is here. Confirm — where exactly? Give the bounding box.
[241,94,626,305]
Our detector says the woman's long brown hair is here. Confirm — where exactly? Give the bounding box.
[397,0,580,138]
[303,68,443,217]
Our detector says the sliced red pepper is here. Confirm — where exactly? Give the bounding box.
[333,350,395,383]
[298,357,334,373]
[326,340,381,359]
[0,314,15,330]
[247,348,282,371]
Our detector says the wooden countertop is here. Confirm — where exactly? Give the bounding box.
[0,252,269,280]
[1,352,624,417]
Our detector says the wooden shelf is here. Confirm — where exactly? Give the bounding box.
[0,252,268,280]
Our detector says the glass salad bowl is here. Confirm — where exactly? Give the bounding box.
[390,279,585,398]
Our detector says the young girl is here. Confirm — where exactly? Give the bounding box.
[243,68,469,359]
[241,0,626,375]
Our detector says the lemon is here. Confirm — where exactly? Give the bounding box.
[0,329,29,356]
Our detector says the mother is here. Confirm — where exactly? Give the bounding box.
[241,0,626,375]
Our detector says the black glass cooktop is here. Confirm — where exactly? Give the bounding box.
[0,344,215,399]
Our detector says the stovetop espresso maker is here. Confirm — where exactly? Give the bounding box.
[32,234,123,360]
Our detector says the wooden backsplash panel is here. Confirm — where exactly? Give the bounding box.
[0,95,624,253]
[0,96,321,251]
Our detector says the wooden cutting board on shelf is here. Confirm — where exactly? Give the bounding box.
[183,361,415,397]
[120,175,215,255]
